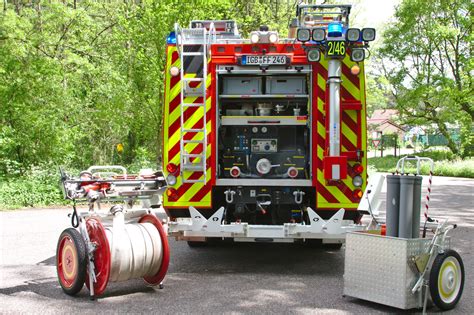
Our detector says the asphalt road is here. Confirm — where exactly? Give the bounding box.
[1,176,473,314]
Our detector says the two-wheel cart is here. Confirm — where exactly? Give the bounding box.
[344,157,465,312]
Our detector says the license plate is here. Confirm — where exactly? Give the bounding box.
[326,41,346,57]
[241,55,288,65]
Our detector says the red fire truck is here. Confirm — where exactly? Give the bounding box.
[161,4,376,246]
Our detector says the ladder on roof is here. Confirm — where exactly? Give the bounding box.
[175,23,215,184]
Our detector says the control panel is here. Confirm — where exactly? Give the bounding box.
[251,139,277,153]
[219,125,308,179]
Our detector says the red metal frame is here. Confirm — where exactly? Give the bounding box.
[85,217,111,296]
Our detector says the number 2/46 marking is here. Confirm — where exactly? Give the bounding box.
[327,42,346,56]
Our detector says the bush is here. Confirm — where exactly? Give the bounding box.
[0,167,66,209]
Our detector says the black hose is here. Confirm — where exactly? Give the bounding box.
[71,200,79,228]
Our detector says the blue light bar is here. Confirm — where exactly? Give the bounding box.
[327,22,343,38]
[166,31,176,44]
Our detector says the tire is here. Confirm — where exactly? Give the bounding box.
[56,228,87,295]
[429,249,465,310]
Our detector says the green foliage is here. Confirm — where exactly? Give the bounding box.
[0,0,300,208]
[0,0,297,177]
[377,0,473,157]
[0,166,66,209]
[368,151,474,178]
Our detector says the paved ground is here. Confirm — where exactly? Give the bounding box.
[1,176,473,314]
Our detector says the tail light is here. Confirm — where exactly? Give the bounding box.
[230,166,241,178]
[287,167,298,178]
[166,188,179,201]
[352,163,364,174]
[166,163,178,175]
[353,189,363,200]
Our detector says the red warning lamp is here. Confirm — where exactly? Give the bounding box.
[166,163,178,175]
[352,163,364,174]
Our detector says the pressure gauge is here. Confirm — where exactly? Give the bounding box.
[252,127,258,133]
[261,126,268,133]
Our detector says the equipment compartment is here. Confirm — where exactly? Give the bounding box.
[266,76,306,94]
[222,77,262,95]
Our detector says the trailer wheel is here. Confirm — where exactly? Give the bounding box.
[430,250,464,310]
[56,228,87,295]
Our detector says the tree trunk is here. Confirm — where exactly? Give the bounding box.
[435,120,459,155]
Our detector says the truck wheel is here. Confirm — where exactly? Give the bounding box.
[430,249,464,310]
[56,228,87,295]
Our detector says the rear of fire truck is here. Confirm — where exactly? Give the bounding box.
[161,4,376,245]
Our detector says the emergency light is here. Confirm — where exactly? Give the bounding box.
[327,22,343,37]
[166,31,176,44]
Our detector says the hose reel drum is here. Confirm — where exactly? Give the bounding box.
[57,208,170,298]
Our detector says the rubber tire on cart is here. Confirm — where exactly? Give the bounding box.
[429,249,465,310]
[56,228,87,295]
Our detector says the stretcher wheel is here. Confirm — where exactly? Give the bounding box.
[139,214,170,286]
[429,249,465,310]
[85,217,111,296]
[56,228,87,295]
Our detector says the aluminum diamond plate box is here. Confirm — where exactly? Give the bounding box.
[343,232,431,310]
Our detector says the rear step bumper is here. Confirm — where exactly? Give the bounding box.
[168,206,365,243]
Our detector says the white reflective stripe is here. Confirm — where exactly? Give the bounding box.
[332,164,340,179]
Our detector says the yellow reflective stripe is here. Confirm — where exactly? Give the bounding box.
[317,169,352,204]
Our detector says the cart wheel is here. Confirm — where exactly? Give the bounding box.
[85,217,111,297]
[56,228,87,295]
[429,249,465,310]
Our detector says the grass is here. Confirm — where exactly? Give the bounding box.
[368,151,474,178]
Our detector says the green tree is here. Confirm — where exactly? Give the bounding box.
[378,0,473,156]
